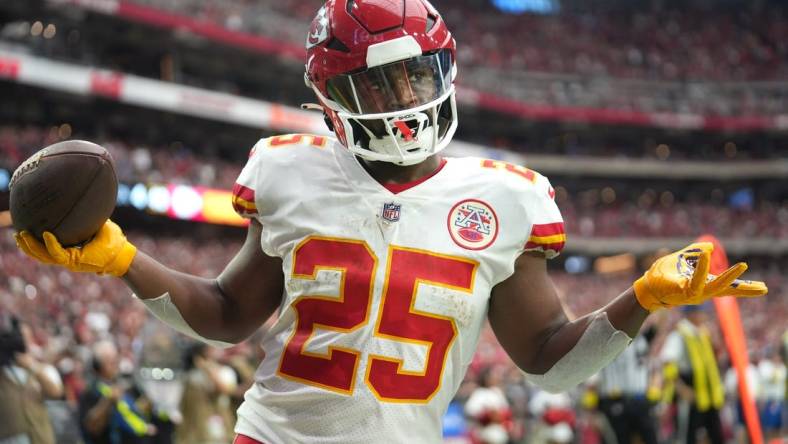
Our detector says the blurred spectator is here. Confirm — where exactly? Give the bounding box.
[723,355,760,444]
[0,126,240,191]
[757,346,786,439]
[54,0,787,115]
[3,126,786,242]
[464,366,512,444]
[557,190,788,240]
[528,390,576,444]
[122,0,788,83]
[223,340,264,415]
[573,386,616,444]
[78,340,157,444]
[176,343,237,444]
[0,228,785,443]
[0,315,63,444]
[660,305,725,444]
[783,330,788,365]
[597,330,659,444]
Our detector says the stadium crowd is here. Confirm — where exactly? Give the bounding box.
[558,195,788,239]
[129,0,787,82]
[0,125,241,193]
[1,229,785,443]
[109,0,788,115]
[1,2,785,443]
[2,125,785,241]
[4,1,786,115]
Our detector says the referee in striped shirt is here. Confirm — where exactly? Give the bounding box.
[597,330,658,444]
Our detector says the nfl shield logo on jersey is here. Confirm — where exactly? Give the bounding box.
[382,203,401,222]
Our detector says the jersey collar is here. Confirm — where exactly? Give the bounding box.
[334,141,451,196]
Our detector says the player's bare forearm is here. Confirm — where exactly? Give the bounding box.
[596,287,649,337]
[123,220,284,343]
[491,243,766,390]
[524,288,647,374]
[123,252,233,340]
[489,253,646,375]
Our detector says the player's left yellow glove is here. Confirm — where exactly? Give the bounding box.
[633,242,767,311]
[14,220,137,277]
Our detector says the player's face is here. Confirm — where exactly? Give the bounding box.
[386,65,437,110]
[326,50,452,115]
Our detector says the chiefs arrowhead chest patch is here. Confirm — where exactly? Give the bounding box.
[447,199,499,251]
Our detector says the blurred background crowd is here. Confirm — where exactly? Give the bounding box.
[1,233,785,443]
[2,125,786,240]
[0,0,786,443]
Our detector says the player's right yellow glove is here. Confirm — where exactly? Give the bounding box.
[633,242,767,311]
[14,220,137,277]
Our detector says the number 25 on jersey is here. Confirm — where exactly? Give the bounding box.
[278,237,478,403]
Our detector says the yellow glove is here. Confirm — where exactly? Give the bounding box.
[633,242,767,311]
[14,220,137,277]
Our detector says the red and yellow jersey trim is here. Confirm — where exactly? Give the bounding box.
[525,222,566,252]
[232,183,258,216]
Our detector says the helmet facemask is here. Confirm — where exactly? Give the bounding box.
[312,49,457,166]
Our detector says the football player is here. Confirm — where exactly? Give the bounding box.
[14,1,768,443]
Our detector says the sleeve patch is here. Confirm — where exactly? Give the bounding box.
[525,222,566,254]
[232,183,258,216]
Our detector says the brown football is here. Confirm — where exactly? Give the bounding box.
[9,140,118,247]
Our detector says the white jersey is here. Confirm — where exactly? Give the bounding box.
[232,135,564,444]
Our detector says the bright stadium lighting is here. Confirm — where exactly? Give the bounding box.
[171,185,203,220]
[116,183,130,206]
[0,169,9,191]
[129,183,148,210]
[565,256,589,274]
[491,0,559,14]
[147,185,171,214]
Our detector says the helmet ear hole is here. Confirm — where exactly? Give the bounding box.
[349,120,373,148]
[437,98,453,139]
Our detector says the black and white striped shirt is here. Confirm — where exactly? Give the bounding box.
[597,335,650,397]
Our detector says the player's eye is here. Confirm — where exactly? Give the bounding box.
[409,71,426,82]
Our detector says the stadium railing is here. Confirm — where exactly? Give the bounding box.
[2,49,786,183]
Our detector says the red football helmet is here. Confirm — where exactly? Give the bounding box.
[305,0,457,165]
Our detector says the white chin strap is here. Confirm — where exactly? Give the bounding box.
[314,86,458,166]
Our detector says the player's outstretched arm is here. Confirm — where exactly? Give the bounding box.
[489,252,644,386]
[489,243,767,393]
[123,220,283,344]
[16,220,284,345]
